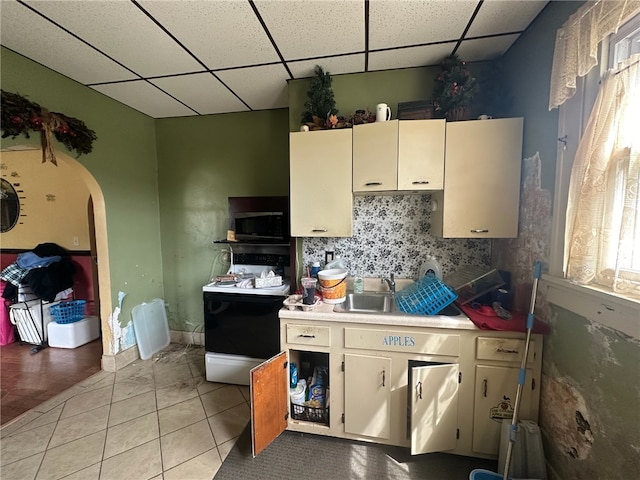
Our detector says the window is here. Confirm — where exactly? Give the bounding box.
[563,18,639,299]
[546,13,639,338]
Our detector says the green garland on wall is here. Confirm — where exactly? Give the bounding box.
[0,90,97,165]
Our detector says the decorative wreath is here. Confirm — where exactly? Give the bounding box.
[0,90,97,165]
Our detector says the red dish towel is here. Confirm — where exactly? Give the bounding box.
[459,303,551,335]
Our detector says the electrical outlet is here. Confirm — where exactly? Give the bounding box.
[73,236,79,246]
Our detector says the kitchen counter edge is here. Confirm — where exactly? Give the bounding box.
[279,301,478,330]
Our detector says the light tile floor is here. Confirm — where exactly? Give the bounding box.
[0,344,247,480]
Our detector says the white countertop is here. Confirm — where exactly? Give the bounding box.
[279,299,478,330]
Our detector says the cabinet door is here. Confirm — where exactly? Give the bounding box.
[398,119,445,191]
[344,353,392,439]
[472,365,533,455]
[410,363,459,454]
[290,129,353,237]
[250,352,288,457]
[433,118,523,238]
[353,121,398,192]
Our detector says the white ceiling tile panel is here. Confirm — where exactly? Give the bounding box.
[0,1,135,84]
[138,0,279,70]
[149,73,249,115]
[216,64,289,111]
[254,0,365,60]
[288,54,366,79]
[467,0,547,37]
[24,0,203,78]
[455,35,520,62]
[368,43,456,71]
[369,0,478,49]
[91,81,195,118]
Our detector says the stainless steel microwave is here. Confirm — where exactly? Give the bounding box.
[234,211,286,241]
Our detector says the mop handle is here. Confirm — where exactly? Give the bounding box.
[503,261,542,480]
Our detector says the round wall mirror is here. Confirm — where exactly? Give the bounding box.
[1,178,20,233]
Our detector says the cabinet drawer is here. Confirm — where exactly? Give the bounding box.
[286,324,331,347]
[476,337,536,364]
[345,328,459,356]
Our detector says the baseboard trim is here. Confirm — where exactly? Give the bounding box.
[101,345,140,372]
[170,330,204,346]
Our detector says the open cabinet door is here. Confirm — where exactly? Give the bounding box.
[250,351,289,457]
[410,363,459,455]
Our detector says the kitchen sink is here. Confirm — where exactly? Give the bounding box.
[334,292,394,314]
[333,292,464,317]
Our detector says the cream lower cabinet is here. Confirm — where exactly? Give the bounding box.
[430,117,524,238]
[343,353,392,439]
[289,129,353,237]
[251,317,542,460]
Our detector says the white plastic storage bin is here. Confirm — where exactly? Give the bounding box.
[47,316,100,348]
[9,300,59,344]
[498,419,547,479]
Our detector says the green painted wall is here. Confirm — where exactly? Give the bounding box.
[288,67,439,131]
[1,47,163,354]
[155,110,290,331]
[500,2,640,479]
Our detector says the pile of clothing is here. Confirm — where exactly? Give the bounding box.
[1,243,75,302]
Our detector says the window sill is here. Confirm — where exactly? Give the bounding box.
[541,275,640,340]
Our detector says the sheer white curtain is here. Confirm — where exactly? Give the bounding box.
[549,0,640,110]
[564,54,640,299]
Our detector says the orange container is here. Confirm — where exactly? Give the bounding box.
[317,268,348,304]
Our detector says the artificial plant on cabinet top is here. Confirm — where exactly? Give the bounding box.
[432,54,478,121]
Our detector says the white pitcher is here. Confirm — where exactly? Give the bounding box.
[376,103,391,122]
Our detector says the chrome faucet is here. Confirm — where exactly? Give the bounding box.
[381,273,395,294]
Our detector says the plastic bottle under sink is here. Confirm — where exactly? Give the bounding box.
[419,256,443,280]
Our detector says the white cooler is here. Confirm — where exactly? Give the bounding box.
[47,316,100,348]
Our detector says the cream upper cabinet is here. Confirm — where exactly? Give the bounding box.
[353,119,446,193]
[430,117,524,238]
[290,129,353,237]
[352,121,398,192]
[397,119,445,190]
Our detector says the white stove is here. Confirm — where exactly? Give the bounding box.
[202,253,291,385]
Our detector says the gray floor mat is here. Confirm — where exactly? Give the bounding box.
[214,424,498,480]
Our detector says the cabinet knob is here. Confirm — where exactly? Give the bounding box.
[412,181,430,185]
[365,182,383,187]
[312,228,328,233]
[470,229,490,233]
[417,381,423,399]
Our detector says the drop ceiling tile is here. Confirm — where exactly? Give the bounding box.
[368,44,456,72]
[150,73,249,116]
[0,1,135,84]
[216,64,289,111]
[138,0,279,70]
[467,1,547,37]
[288,54,365,79]
[255,0,364,60]
[369,0,478,49]
[455,35,520,62]
[25,0,203,78]
[91,81,195,119]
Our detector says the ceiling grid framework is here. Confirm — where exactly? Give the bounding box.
[0,0,548,119]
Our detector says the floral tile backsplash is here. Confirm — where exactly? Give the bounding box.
[302,194,491,279]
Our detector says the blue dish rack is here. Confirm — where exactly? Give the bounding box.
[395,276,458,315]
